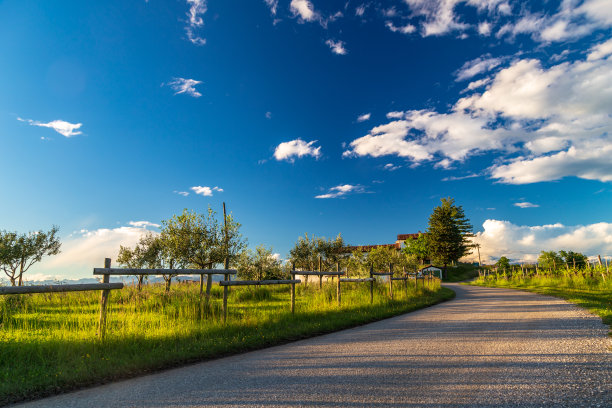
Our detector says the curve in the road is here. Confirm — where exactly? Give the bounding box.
[15,283,612,407]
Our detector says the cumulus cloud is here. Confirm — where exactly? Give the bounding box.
[356,113,371,122]
[467,219,612,264]
[34,223,159,279]
[325,39,347,55]
[290,0,317,22]
[128,221,161,228]
[273,139,321,161]
[514,202,539,208]
[185,0,207,45]
[165,77,203,97]
[315,184,365,199]
[17,117,82,138]
[345,37,612,184]
[191,186,223,196]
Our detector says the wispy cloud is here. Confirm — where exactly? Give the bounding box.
[273,139,321,162]
[442,173,479,181]
[455,55,502,81]
[263,0,278,15]
[383,163,402,171]
[386,21,416,34]
[315,184,365,199]
[174,191,190,197]
[185,0,207,45]
[290,0,317,22]
[325,39,347,55]
[191,186,223,196]
[514,202,539,208]
[17,117,82,138]
[128,221,161,228]
[356,113,371,122]
[165,77,203,97]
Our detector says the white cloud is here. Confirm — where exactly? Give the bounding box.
[478,21,491,36]
[185,0,207,45]
[513,202,539,208]
[385,21,417,34]
[290,0,317,22]
[315,184,365,199]
[325,39,347,55]
[273,139,321,161]
[356,113,371,122]
[265,111,272,119]
[383,163,402,171]
[441,173,479,181]
[17,117,82,138]
[264,0,278,15]
[386,111,404,119]
[455,55,502,81]
[463,77,491,92]
[165,77,203,97]
[355,4,366,17]
[33,223,159,279]
[190,186,223,196]
[588,37,612,61]
[174,191,190,197]
[346,37,612,184]
[468,219,612,263]
[128,221,161,228]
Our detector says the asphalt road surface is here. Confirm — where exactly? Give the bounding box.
[15,283,612,407]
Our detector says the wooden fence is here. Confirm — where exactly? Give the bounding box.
[0,280,123,339]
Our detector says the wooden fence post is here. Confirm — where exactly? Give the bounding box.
[97,258,111,340]
[369,265,374,304]
[223,257,229,322]
[403,266,408,296]
[318,256,323,289]
[291,263,296,314]
[336,262,341,307]
[388,263,393,300]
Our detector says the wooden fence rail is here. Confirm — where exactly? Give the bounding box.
[0,276,123,340]
[0,283,123,295]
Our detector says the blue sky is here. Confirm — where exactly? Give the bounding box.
[1,0,612,279]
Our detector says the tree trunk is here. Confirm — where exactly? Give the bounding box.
[165,277,171,293]
[9,277,16,286]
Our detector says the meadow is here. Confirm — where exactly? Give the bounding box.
[472,269,612,333]
[0,279,453,405]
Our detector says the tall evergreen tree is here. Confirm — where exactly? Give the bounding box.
[426,197,473,278]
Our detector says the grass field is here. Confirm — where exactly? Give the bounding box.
[471,274,612,333]
[444,263,479,282]
[0,279,453,405]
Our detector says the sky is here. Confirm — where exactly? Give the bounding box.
[1,0,612,280]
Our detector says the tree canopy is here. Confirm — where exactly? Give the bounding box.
[426,197,473,275]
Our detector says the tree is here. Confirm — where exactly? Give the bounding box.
[402,233,429,265]
[236,245,286,281]
[495,256,510,272]
[0,227,61,286]
[538,251,563,270]
[426,198,473,278]
[160,207,246,300]
[558,250,588,269]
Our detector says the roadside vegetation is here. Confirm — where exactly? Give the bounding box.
[472,250,611,333]
[0,280,452,405]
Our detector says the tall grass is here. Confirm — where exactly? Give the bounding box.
[0,279,452,405]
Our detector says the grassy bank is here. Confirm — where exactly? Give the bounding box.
[0,279,453,405]
[444,263,479,282]
[471,274,612,332]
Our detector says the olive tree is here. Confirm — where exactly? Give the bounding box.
[0,227,61,286]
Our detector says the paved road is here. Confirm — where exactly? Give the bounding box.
[16,284,612,407]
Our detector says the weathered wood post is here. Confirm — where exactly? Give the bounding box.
[97,258,111,340]
[291,263,296,314]
[403,266,408,296]
[205,262,213,306]
[223,257,229,322]
[369,265,374,304]
[318,256,323,289]
[388,263,393,300]
[336,262,341,307]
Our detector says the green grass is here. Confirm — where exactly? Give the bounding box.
[444,263,479,282]
[0,279,453,405]
[471,274,612,333]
